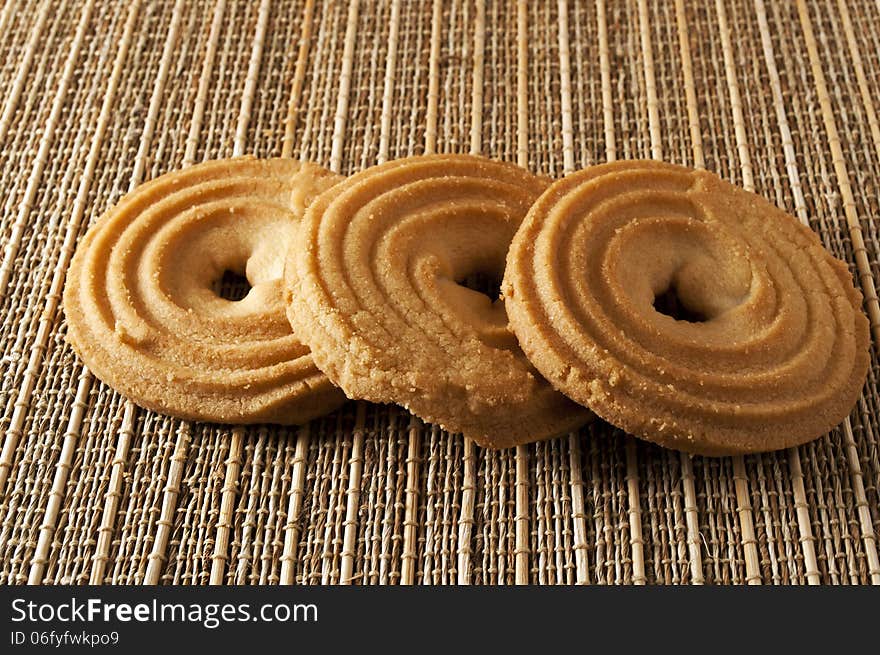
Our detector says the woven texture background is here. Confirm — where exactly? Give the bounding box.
[1,0,879,585]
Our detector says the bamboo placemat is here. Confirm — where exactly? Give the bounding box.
[0,0,879,585]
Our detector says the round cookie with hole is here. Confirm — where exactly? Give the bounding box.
[64,156,346,424]
[285,154,591,448]
[502,160,870,456]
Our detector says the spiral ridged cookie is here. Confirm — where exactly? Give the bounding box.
[503,160,870,455]
[286,154,591,448]
[64,157,346,424]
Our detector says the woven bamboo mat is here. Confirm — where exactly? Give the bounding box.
[1,0,879,586]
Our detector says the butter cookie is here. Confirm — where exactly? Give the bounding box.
[286,154,591,448]
[503,160,870,455]
[64,157,346,424]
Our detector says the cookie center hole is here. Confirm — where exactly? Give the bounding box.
[653,283,708,323]
[458,271,502,301]
[213,269,252,302]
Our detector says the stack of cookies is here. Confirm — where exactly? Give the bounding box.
[63,154,870,456]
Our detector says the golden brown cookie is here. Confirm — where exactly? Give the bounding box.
[502,160,870,456]
[286,154,591,448]
[64,157,346,424]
